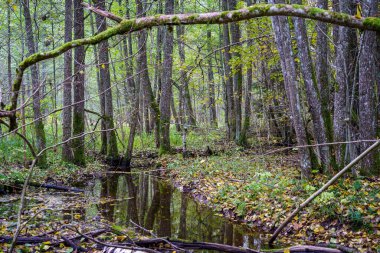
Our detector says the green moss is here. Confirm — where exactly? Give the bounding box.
[363,17,380,31]
[171,15,180,24]
[308,7,329,18]
[220,11,229,18]
[188,14,199,22]
[247,4,270,13]
[231,11,243,19]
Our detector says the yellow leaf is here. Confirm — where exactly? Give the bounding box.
[101,64,106,69]
[355,3,362,19]
[74,214,82,219]
[284,249,290,253]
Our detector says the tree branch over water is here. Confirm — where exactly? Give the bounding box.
[1,3,379,129]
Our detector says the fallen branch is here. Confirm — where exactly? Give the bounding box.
[62,235,88,252]
[130,238,260,253]
[15,181,85,193]
[268,140,380,245]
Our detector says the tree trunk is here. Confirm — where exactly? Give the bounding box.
[358,0,379,175]
[316,0,336,170]
[207,29,218,128]
[291,0,329,170]
[22,0,47,167]
[269,0,311,179]
[333,0,357,166]
[177,24,196,127]
[94,0,119,160]
[72,0,86,166]
[159,0,175,154]
[62,0,73,162]
[136,0,160,147]
[7,2,12,103]
[229,0,243,144]
[221,0,235,140]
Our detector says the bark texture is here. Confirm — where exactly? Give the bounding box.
[22,0,47,167]
[62,0,73,162]
[269,0,311,178]
[358,0,379,175]
[159,0,175,154]
[94,0,119,159]
[72,0,86,166]
[291,0,329,169]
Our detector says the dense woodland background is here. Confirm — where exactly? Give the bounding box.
[0,0,379,178]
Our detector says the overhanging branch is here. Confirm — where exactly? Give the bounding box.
[3,3,380,130]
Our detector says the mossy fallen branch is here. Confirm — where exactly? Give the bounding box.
[2,3,379,129]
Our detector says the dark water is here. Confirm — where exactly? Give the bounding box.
[86,172,264,250]
[0,172,266,251]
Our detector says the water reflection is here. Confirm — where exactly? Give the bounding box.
[87,172,263,249]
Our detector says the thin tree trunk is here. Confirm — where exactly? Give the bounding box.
[159,0,175,153]
[291,0,329,170]
[94,0,119,159]
[136,0,160,147]
[171,95,181,132]
[62,0,73,162]
[316,0,336,170]
[333,0,357,166]
[229,0,243,144]
[72,0,86,166]
[7,2,12,103]
[177,24,196,127]
[22,0,47,167]
[221,0,235,140]
[207,29,217,128]
[269,0,311,179]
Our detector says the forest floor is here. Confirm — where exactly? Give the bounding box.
[1,136,380,252]
[164,146,380,252]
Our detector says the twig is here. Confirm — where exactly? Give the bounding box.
[269,139,380,245]
[64,226,160,253]
[129,220,185,252]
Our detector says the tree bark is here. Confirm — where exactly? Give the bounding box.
[159,0,175,153]
[222,0,235,140]
[229,0,243,144]
[207,29,218,128]
[62,0,74,162]
[291,0,329,170]
[358,0,379,175]
[94,0,119,159]
[22,0,47,167]
[177,25,196,127]
[269,0,311,179]
[72,0,86,166]
[136,0,161,146]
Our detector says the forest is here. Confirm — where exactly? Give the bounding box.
[0,0,379,252]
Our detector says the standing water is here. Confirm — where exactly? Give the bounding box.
[87,172,264,250]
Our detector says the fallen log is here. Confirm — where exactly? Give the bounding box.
[15,181,84,192]
[62,235,88,252]
[0,236,51,244]
[130,238,260,253]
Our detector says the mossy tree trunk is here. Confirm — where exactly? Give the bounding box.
[22,0,47,167]
[72,0,86,166]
